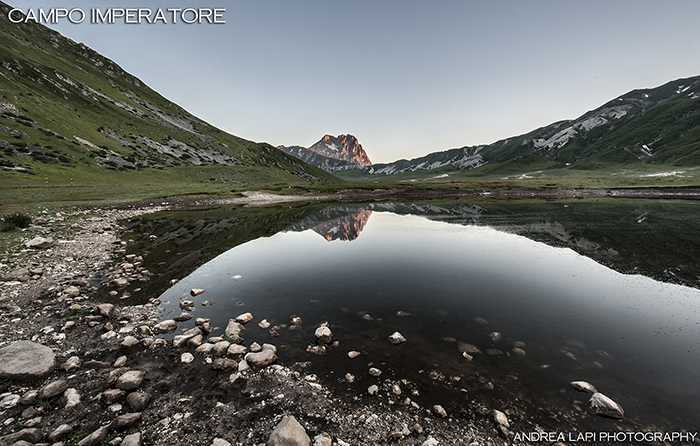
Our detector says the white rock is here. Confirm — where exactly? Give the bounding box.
[181,353,194,364]
[388,331,406,344]
[493,409,509,428]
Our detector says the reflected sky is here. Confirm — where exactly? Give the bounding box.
[158,210,700,431]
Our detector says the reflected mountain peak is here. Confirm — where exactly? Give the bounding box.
[286,207,373,241]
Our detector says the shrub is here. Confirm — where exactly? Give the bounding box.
[1,212,32,232]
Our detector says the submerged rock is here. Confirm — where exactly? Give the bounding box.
[315,325,333,344]
[587,392,624,419]
[388,331,406,344]
[570,381,598,394]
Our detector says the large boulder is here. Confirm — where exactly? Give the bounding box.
[267,415,311,446]
[0,341,55,381]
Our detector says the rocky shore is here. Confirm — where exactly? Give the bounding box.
[0,203,519,446]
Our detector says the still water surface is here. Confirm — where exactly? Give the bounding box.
[151,202,700,433]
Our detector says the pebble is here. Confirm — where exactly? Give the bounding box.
[181,352,195,363]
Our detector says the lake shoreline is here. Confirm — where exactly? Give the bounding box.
[2,189,694,445]
[0,202,514,446]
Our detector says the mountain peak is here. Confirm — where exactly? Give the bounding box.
[309,134,372,166]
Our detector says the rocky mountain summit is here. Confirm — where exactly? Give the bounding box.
[279,134,372,173]
[308,134,372,167]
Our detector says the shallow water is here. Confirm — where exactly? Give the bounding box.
[145,200,700,435]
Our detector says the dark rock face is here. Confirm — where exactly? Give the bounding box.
[308,134,372,167]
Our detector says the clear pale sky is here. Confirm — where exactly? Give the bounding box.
[9,0,700,163]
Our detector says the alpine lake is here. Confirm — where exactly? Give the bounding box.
[118,198,700,438]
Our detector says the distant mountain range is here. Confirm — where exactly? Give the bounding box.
[0,1,336,185]
[281,76,700,180]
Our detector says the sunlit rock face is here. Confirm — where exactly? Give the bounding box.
[308,134,372,167]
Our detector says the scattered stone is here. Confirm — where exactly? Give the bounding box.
[211,439,231,446]
[512,347,526,357]
[368,367,382,377]
[289,315,302,326]
[122,432,142,446]
[196,343,214,354]
[227,344,247,356]
[64,286,81,297]
[115,370,145,391]
[422,436,439,446]
[587,392,624,419]
[126,392,151,411]
[39,379,69,399]
[225,320,244,338]
[0,340,56,381]
[345,373,355,383]
[367,385,379,396]
[97,303,115,317]
[120,336,141,353]
[202,300,215,306]
[84,360,112,369]
[494,409,509,428]
[153,319,177,333]
[490,331,502,342]
[306,345,327,355]
[180,299,195,310]
[313,432,333,446]
[392,384,402,395]
[77,425,109,446]
[181,352,195,363]
[25,236,53,249]
[174,312,193,322]
[64,388,81,409]
[213,341,231,356]
[258,319,271,329]
[432,405,447,418]
[190,288,205,296]
[19,390,38,405]
[49,424,73,442]
[571,381,598,394]
[62,356,82,372]
[102,389,127,404]
[113,278,129,288]
[389,331,406,344]
[114,356,128,368]
[245,346,277,370]
[457,341,482,355]
[249,342,262,353]
[267,415,311,446]
[112,412,142,430]
[212,358,238,370]
[347,351,361,358]
[315,324,333,344]
[235,312,253,324]
[0,427,42,444]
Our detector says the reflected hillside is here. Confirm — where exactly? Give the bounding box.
[119,199,700,306]
[284,200,700,289]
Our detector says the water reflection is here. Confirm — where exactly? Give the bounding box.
[146,202,700,435]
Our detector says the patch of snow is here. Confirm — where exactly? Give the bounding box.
[326,142,339,152]
[677,85,690,94]
[636,170,687,178]
[643,93,649,98]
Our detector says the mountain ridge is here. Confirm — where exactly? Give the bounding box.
[302,75,700,180]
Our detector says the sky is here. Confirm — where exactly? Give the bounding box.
[7,0,700,163]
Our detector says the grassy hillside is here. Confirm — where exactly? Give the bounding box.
[0,1,340,203]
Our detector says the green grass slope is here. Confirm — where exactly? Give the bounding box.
[0,1,339,202]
